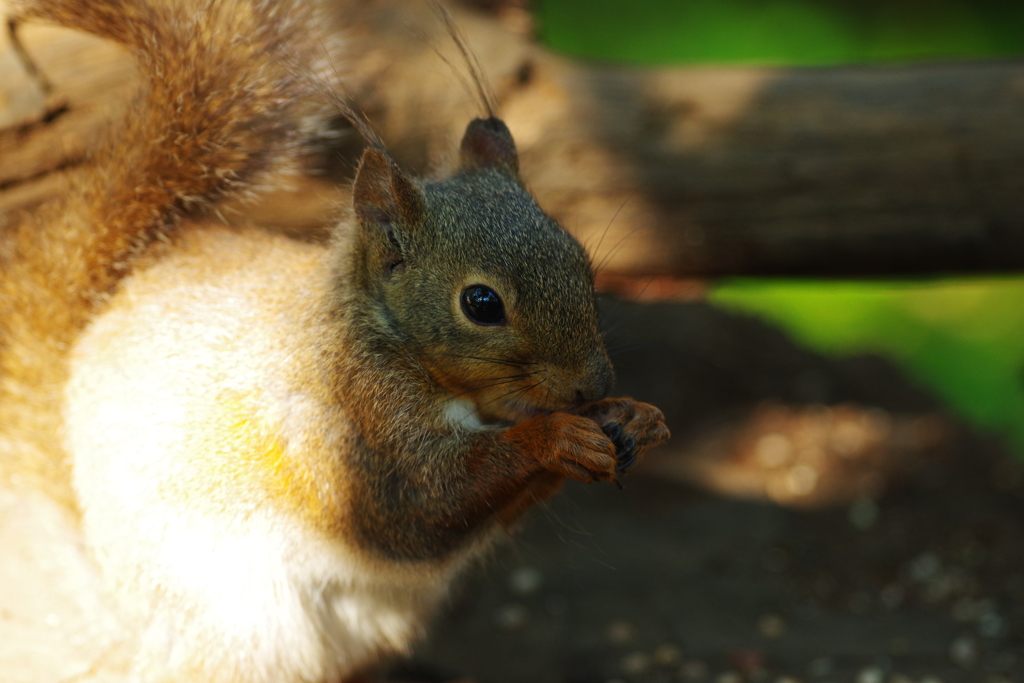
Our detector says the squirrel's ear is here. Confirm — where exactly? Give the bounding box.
[353,147,424,257]
[459,117,519,177]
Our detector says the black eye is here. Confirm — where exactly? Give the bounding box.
[461,285,505,326]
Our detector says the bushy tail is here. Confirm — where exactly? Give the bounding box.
[0,0,335,499]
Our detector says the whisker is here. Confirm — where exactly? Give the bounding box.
[390,338,534,374]
[594,226,642,276]
[437,352,534,368]
[606,344,646,357]
[590,193,634,265]
[627,275,658,301]
[478,380,543,412]
[445,373,539,402]
[598,276,657,339]
[449,375,535,394]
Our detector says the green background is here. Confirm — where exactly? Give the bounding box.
[538,0,1024,453]
[538,0,1024,65]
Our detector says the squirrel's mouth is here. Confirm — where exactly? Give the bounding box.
[499,399,551,424]
[427,357,582,425]
[474,387,586,426]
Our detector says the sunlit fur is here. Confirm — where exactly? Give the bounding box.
[0,1,667,680]
[1,0,335,506]
[66,229,470,680]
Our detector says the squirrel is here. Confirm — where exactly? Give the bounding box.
[0,0,670,681]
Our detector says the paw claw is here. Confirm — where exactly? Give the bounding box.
[601,422,622,443]
[615,447,637,472]
[577,397,670,481]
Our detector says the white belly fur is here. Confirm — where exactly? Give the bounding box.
[64,231,464,682]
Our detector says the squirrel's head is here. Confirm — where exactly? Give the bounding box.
[347,117,612,424]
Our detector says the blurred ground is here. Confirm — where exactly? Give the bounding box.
[396,300,1024,683]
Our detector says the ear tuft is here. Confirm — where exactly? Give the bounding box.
[459,117,519,177]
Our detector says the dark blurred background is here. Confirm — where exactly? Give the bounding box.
[402,3,1024,682]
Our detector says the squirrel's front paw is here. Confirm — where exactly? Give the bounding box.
[577,398,670,478]
[523,413,618,484]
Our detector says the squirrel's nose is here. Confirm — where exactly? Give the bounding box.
[575,370,613,404]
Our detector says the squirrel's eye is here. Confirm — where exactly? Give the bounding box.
[461,285,505,326]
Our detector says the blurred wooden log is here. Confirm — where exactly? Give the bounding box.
[4,1,1024,278]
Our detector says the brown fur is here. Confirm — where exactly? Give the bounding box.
[1,0,333,503]
[0,0,669,678]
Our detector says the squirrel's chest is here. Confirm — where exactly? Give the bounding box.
[61,238,457,679]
